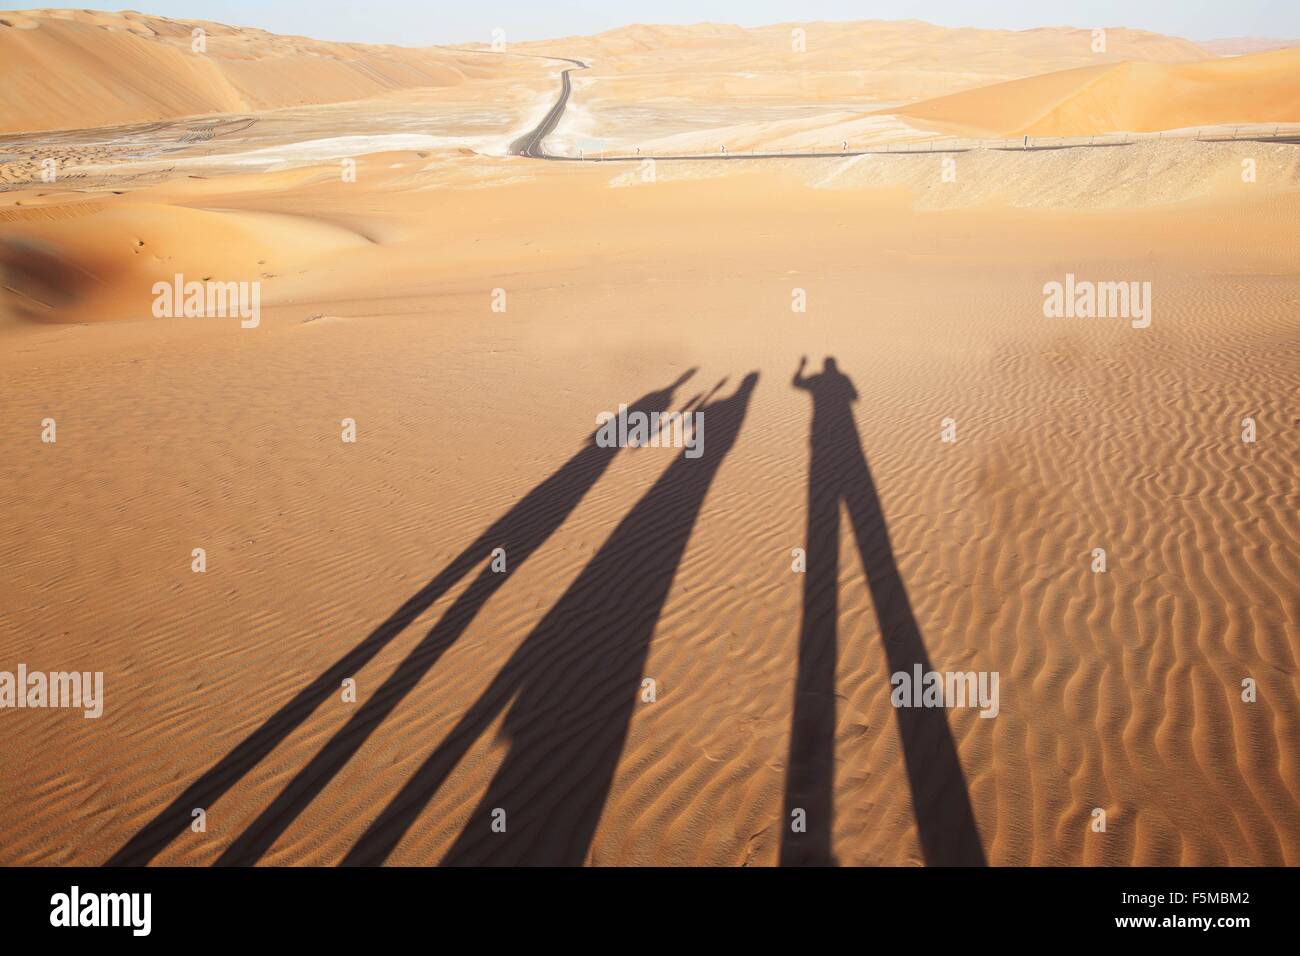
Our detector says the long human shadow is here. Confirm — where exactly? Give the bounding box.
[343,372,758,866]
[214,374,714,866]
[780,356,984,867]
[109,370,696,867]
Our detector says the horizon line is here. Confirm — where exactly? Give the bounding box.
[2,8,1295,52]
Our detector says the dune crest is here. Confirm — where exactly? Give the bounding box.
[0,9,547,134]
[888,47,1300,137]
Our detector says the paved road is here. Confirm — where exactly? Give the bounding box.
[508,57,589,158]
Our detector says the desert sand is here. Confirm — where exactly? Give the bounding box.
[1203,37,1300,56]
[0,9,553,134]
[1,11,1298,867]
[889,47,1300,138]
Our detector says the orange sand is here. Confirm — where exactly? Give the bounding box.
[1,14,1298,867]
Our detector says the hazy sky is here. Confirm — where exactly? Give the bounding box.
[4,2,1297,46]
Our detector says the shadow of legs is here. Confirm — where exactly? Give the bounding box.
[345,373,759,865]
[109,371,694,866]
[781,357,984,866]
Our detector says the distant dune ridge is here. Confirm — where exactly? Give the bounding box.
[520,19,1214,80]
[1201,37,1300,56]
[887,47,1300,138]
[510,20,1219,110]
[0,9,538,133]
[5,12,1297,138]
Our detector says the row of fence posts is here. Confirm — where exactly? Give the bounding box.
[571,124,1297,162]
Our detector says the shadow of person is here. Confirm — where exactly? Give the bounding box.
[781,356,984,867]
[110,369,696,867]
[344,372,759,866]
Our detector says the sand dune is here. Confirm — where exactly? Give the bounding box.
[0,197,370,323]
[520,20,1212,100]
[8,136,1296,328]
[810,139,1300,208]
[1,13,1298,870]
[1202,37,1300,56]
[4,140,1299,866]
[888,47,1300,137]
[0,9,550,134]
[513,20,1218,154]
